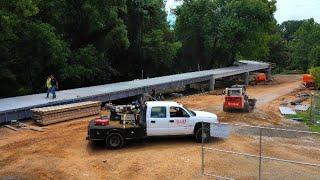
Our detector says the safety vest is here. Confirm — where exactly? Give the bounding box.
[46,78,52,88]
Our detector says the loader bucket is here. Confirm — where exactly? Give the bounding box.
[248,99,257,108]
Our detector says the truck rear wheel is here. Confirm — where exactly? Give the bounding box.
[106,132,124,149]
[195,126,210,143]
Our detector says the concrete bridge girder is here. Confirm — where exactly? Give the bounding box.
[0,61,271,123]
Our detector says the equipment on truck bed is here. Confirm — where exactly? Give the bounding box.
[223,85,256,112]
[108,104,140,125]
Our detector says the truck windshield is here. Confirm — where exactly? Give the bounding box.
[184,107,196,116]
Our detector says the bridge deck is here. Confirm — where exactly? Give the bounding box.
[0,60,269,123]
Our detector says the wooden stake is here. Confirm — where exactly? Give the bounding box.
[4,125,18,131]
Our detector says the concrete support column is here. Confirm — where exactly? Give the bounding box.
[244,72,250,86]
[185,84,191,91]
[267,66,272,81]
[209,76,215,91]
[138,93,148,105]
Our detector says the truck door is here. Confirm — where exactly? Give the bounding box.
[146,106,169,136]
[168,106,193,135]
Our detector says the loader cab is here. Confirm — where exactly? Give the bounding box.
[226,88,243,96]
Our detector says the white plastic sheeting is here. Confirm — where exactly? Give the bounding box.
[210,124,231,139]
[294,104,310,111]
[279,106,297,115]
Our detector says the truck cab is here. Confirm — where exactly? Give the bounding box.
[87,101,218,149]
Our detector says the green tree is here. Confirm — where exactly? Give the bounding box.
[60,45,116,89]
[309,46,320,67]
[279,20,305,41]
[289,19,320,71]
[37,0,130,86]
[0,0,180,98]
[266,26,289,72]
[115,0,181,79]
[309,67,320,89]
[0,0,69,96]
[174,0,276,72]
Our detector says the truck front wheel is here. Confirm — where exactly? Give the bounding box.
[195,126,210,143]
[106,132,124,149]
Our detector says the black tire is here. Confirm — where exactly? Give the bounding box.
[195,126,210,143]
[244,102,250,112]
[223,106,229,112]
[106,132,124,149]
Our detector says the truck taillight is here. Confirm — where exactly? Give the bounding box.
[95,118,109,126]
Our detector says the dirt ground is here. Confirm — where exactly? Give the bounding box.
[0,74,319,180]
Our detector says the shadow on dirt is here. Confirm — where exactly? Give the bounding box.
[86,136,223,153]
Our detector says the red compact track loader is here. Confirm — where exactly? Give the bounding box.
[223,85,256,112]
[302,74,315,88]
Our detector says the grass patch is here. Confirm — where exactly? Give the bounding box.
[309,124,320,132]
[285,110,320,133]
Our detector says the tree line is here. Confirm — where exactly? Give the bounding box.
[0,0,319,98]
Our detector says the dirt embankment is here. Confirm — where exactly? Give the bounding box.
[1,74,319,180]
[178,74,302,126]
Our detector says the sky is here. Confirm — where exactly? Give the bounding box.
[275,0,320,23]
[165,0,320,24]
[165,0,182,25]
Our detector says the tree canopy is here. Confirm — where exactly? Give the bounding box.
[1,0,319,98]
[279,20,305,41]
[288,19,320,71]
[174,0,276,71]
[0,0,179,97]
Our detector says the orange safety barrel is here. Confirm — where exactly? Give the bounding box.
[255,73,266,82]
[302,74,314,83]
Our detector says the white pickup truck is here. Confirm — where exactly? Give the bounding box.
[86,101,218,149]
